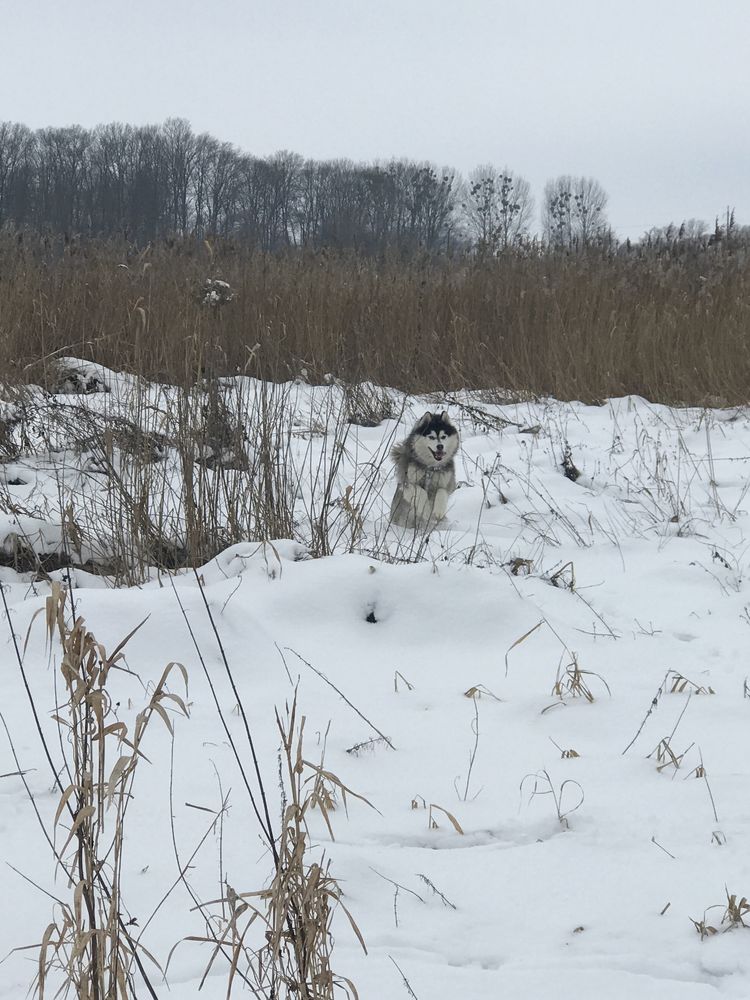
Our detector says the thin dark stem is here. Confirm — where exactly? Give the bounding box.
[1,583,65,796]
[622,670,671,754]
[285,646,396,750]
[170,574,277,860]
[192,569,278,859]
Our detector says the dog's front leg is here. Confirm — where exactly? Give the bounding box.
[403,481,430,524]
[431,486,449,522]
[412,486,431,524]
[400,466,430,526]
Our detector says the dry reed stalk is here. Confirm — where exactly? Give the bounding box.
[549,653,611,704]
[520,768,584,829]
[0,369,398,582]
[176,697,368,998]
[20,583,188,999]
[691,888,750,939]
[2,235,750,403]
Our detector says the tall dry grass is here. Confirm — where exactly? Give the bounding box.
[8,576,366,997]
[13,583,188,998]
[174,699,369,998]
[1,233,749,404]
[0,371,399,582]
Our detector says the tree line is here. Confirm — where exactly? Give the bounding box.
[0,118,743,254]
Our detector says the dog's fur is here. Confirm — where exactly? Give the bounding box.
[390,411,459,529]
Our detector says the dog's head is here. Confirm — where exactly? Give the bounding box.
[411,411,459,468]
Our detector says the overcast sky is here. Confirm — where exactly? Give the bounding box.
[2,0,749,237]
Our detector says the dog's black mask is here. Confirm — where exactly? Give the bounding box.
[417,411,457,439]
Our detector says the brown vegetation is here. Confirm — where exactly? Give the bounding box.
[1,233,750,404]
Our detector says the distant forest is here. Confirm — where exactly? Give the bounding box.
[0,118,745,254]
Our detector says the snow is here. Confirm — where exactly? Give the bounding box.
[2,369,750,997]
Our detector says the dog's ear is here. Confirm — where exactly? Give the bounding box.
[440,410,455,429]
[415,411,432,430]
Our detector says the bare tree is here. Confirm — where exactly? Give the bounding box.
[573,176,608,247]
[192,134,242,237]
[317,159,369,249]
[89,122,137,235]
[464,164,533,252]
[543,175,608,249]
[0,121,33,226]
[35,125,93,233]
[644,218,708,249]
[129,124,169,241]
[236,151,302,250]
[162,117,198,235]
[402,162,457,252]
[362,162,399,252]
[0,117,635,260]
[543,178,573,249]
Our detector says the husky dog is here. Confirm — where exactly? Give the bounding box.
[390,411,459,529]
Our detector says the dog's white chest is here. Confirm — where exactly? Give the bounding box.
[422,466,452,492]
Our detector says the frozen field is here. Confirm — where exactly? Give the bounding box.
[1,363,750,998]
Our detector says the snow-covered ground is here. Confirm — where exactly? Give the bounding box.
[2,363,750,998]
